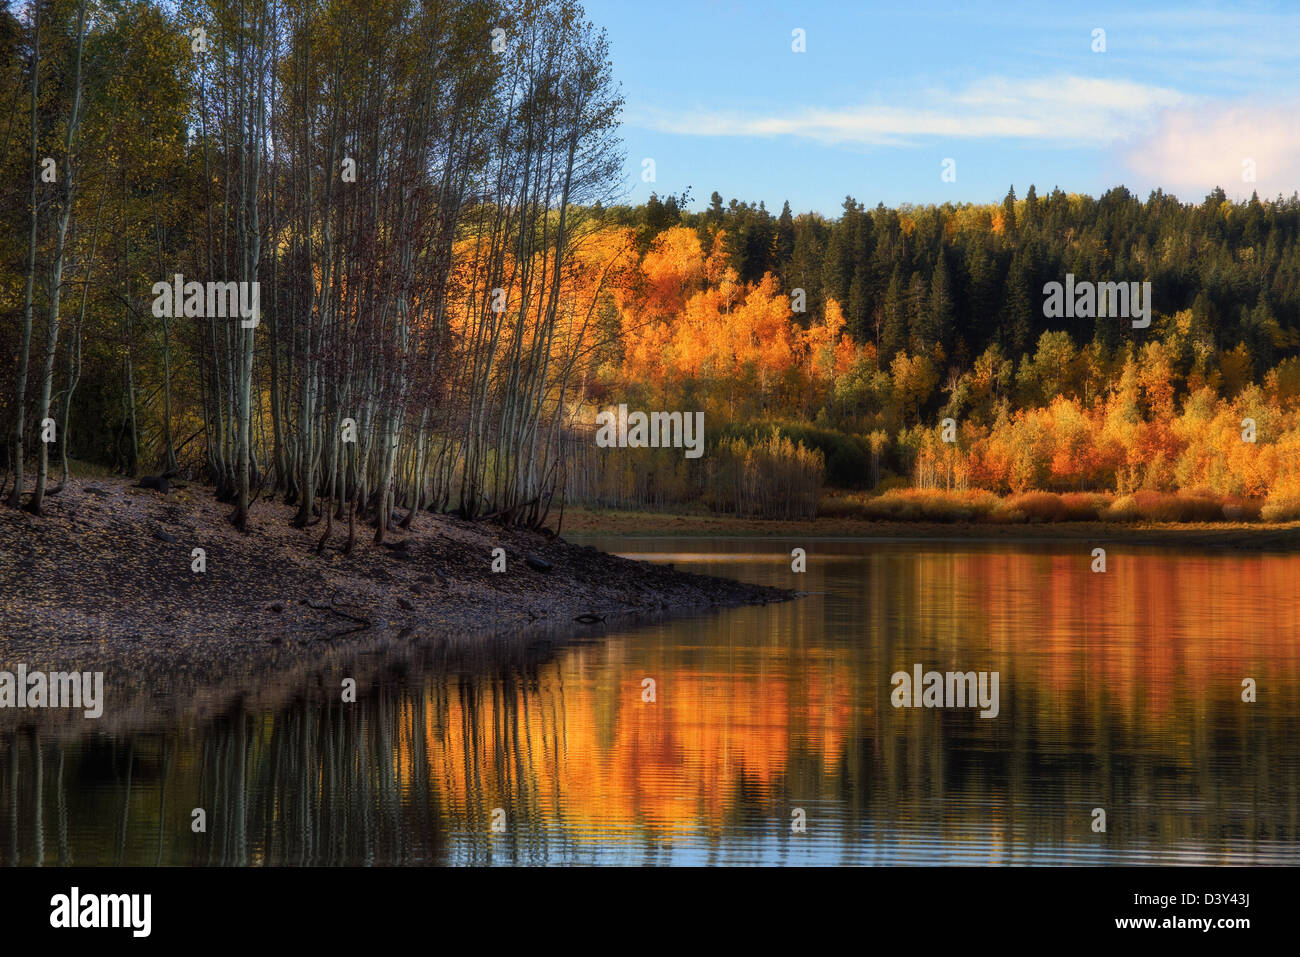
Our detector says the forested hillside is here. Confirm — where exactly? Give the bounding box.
[576,187,1300,516]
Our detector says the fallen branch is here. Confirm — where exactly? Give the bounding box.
[302,591,372,634]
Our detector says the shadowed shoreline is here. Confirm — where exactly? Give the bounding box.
[0,479,793,709]
[561,506,1300,551]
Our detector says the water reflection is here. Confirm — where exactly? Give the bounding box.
[2,539,1297,865]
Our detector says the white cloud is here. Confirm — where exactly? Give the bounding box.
[626,75,1189,147]
[1123,105,1300,200]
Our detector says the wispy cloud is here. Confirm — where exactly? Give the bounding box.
[626,75,1190,148]
[1123,104,1300,199]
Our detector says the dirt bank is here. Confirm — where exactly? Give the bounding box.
[0,480,791,679]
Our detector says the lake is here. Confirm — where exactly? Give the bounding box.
[2,536,1297,865]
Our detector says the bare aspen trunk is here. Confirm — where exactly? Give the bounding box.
[8,3,40,509]
[31,0,89,514]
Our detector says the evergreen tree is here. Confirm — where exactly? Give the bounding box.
[929,252,957,356]
[775,200,795,276]
[881,268,908,362]
[1001,185,1018,236]
[789,214,826,318]
[906,271,931,354]
[821,196,860,310]
[1023,184,1039,232]
[1001,244,1037,358]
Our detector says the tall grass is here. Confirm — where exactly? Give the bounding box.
[822,487,1269,524]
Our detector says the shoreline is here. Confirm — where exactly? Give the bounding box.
[0,480,792,687]
[559,506,1300,551]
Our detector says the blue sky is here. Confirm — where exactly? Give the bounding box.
[583,0,1300,216]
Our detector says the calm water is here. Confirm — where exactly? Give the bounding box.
[2,537,1298,865]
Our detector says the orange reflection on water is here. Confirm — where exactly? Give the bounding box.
[388,542,1299,856]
